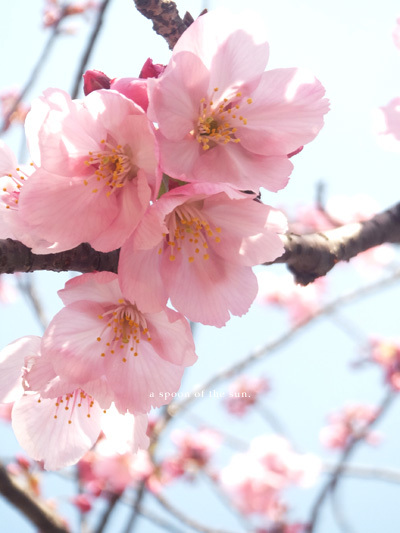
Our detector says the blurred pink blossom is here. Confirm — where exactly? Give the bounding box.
[225,375,269,416]
[221,435,320,521]
[162,428,221,482]
[393,17,400,49]
[320,404,380,450]
[370,338,400,390]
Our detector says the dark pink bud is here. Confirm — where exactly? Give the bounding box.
[83,70,111,95]
[139,58,166,79]
[71,494,92,513]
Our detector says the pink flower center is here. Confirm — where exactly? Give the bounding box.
[83,139,138,196]
[163,202,221,263]
[38,389,96,424]
[195,88,252,151]
[96,300,152,363]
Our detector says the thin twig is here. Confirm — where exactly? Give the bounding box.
[306,389,396,532]
[0,463,69,533]
[0,8,67,134]
[94,491,122,533]
[151,490,242,533]
[167,270,400,419]
[16,274,48,331]
[123,481,147,533]
[322,462,400,485]
[70,0,113,99]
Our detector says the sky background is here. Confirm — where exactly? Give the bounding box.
[1,0,400,532]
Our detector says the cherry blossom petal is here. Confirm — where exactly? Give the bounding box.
[12,392,102,470]
[237,68,329,156]
[0,336,40,403]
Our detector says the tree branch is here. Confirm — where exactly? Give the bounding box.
[0,463,69,533]
[1,201,399,276]
[132,0,192,49]
[0,240,119,274]
[273,201,400,285]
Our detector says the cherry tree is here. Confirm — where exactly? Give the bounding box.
[1,1,400,532]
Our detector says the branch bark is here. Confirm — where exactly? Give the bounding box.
[0,463,69,533]
[270,201,400,285]
[1,202,399,278]
[132,0,191,49]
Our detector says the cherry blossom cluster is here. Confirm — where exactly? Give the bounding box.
[220,435,320,524]
[0,9,329,469]
[319,404,380,450]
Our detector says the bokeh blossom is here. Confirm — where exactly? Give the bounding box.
[221,435,320,522]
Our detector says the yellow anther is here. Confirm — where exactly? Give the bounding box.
[247,98,253,104]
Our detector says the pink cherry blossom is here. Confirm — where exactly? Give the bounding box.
[393,17,400,49]
[0,87,30,131]
[225,375,269,416]
[148,9,329,191]
[120,182,287,327]
[0,335,150,470]
[39,272,197,413]
[320,404,380,449]
[19,88,159,253]
[221,434,320,521]
[0,141,30,240]
[375,97,400,152]
[162,428,221,482]
[370,337,400,390]
[92,445,153,494]
[0,141,61,252]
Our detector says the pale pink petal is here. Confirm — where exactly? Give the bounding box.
[173,9,269,78]
[146,307,197,366]
[110,78,149,111]
[89,171,151,251]
[159,134,293,191]
[238,68,329,156]
[166,255,258,327]
[0,336,40,403]
[43,303,107,383]
[19,169,118,252]
[12,392,102,470]
[103,348,185,413]
[58,272,119,306]
[148,52,209,140]
[205,198,286,265]
[119,245,167,313]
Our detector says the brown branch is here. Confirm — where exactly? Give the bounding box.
[1,201,399,276]
[273,201,400,285]
[0,463,69,533]
[0,239,119,274]
[132,0,191,49]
